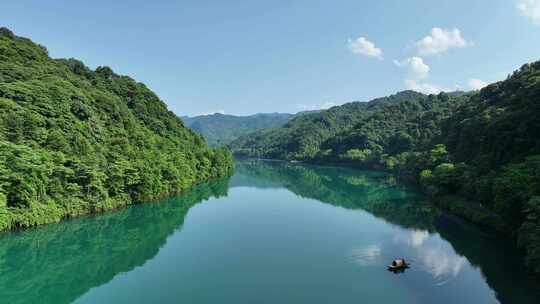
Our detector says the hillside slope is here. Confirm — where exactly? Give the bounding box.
[0,28,233,231]
[182,112,293,145]
[230,90,437,159]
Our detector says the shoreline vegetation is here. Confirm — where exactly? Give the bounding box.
[239,157,509,228]
[231,64,540,274]
[241,157,510,233]
[0,28,234,232]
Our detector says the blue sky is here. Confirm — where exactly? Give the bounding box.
[2,0,539,116]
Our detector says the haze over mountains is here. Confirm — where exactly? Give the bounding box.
[181,112,295,146]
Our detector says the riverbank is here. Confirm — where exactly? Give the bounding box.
[0,169,234,233]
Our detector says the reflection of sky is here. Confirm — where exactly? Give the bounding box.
[421,246,466,278]
[349,244,382,266]
[393,229,467,280]
[347,228,467,280]
[407,229,429,248]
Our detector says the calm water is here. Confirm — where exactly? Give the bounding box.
[0,161,538,304]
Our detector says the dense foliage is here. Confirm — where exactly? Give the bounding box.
[0,28,233,231]
[230,91,441,159]
[182,112,293,146]
[231,62,540,273]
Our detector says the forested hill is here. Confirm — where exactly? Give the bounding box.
[231,61,540,274]
[181,112,294,146]
[229,90,432,159]
[0,28,233,231]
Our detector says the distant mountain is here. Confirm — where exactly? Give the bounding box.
[447,91,467,97]
[181,113,294,146]
[229,90,429,159]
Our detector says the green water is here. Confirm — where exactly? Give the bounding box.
[0,160,538,304]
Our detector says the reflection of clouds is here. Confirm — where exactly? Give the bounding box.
[349,244,382,266]
[393,229,429,248]
[410,230,429,248]
[394,229,467,279]
[420,246,466,278]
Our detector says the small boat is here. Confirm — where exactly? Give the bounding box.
[387,258,409,272]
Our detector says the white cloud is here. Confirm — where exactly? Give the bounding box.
[468,78,488,90]
[297,102,338,111]
[517,0,540,25]
[394,56,455,94]
[348,37,383,60]
[414,27,471,56]
[404,79,452,95]
[394,56,430,79]
[394,57,451,94]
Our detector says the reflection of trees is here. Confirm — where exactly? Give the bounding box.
[234,160,438,231]
[236,160,540,304]
[434,215,540,304]
[0,176,230,304]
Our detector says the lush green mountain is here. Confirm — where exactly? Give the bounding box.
[230,90,438,159]
[417,63,540,272]
[0,28,233,231]
[181,112,294,146]
[231,62,540,273]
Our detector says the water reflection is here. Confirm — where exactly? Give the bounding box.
[393,229,467,279]
[233,160,540,303]
[404,229,429,248]
[231,160,438,230]
[0,160,538,304]
[0,177,230,304]
[349,244,382,266]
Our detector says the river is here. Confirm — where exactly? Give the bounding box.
[0,160,538,303]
